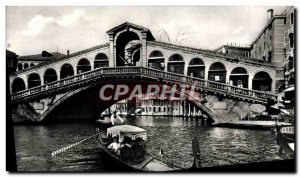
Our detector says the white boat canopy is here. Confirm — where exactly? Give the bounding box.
[107,125,147,142]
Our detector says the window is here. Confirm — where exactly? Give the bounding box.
[289,33,294,48]
[291,12,294,25]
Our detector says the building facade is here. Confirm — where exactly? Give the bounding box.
[215,7,295,92]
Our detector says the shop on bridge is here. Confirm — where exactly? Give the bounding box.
[60,63,74,79]
[77,58,91,74]
[252,71,272,91]
[28,73,41,88]
[229,67,249,88]
[94,53,109,69]
[44,68,58,84]
[167,54,185,75]
[11,78,26,93]
[187,58,205,79]
[148,50,165,71]
[208,62,226,83]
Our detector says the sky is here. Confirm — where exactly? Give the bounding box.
[6,6,288,56]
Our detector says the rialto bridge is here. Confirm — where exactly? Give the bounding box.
[9,22,279,123]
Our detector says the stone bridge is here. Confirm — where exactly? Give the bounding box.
[9,22,279,123]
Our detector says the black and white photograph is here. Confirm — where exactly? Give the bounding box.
[5,4,296,173]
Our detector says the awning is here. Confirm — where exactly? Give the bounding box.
[107,125,147,142]
[283,86,294,92]
[280,109,291,115]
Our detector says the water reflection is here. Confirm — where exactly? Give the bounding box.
[14,116,282,171]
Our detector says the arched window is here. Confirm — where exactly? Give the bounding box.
[24,63,29,69]
[252,71,272,91]
[208,62,226,83]
[30,63,35,67]
[187,58,205,78]
[11,77,26,93]
[17,63,23,71]
[77,59,91,74]
[94,53,109,69]
[28,73,41,88]
[44,68,58,84]
[148,50,165,71]
[60,63,74,79]
[167,54,185,74]
[229,67,248,88]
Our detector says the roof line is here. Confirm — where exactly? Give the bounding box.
[10,43,110,76]
[148,41,275,68]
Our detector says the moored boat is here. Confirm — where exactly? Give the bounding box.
[276,125,295,159]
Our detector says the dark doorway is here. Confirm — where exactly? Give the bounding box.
[208,62,226,83]
[187,58,205,79]
[11,77,26,93]
[44,68,58,84]
[252,71,272,91]
[28,73,41,88]
[60,64,74,79]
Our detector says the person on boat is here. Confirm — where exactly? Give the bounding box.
[111,110,125,125]
[108,137,124,155]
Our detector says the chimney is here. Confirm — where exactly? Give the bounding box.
[67,50,70,57]
[267,9,274,21]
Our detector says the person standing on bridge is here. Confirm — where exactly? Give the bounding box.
[111,110,125,125]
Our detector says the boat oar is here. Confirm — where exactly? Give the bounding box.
[51,132,102,157]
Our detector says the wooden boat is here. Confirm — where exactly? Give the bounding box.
[96,124,200,171]
[276,125,295,159]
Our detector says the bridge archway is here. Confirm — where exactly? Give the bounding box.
[60,63,74,79]
[229,67,248,88]
[30,63,35,67]
[208,62,226,83]
[44,68,58,84]
[148,50,165,71]
[24,63,29,69]
[167,54,185,74]
[252,71,272,91]
[28,73,41,88]
[17,63,23,71]
[38,79,214,122]
[94,53,109,69]
[77,58,91,74]
[187,58,205,79]
[11,77,26,93]
[116,31,140,66]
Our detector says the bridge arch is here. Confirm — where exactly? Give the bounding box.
[11,77,26,93]
[252,71,272,91]
[60,63,74,79]
[44,68,58,84]
[187,58,205,79]
[229,67,249,88]
[208,62,227,83]
[94,53,109,69]
[28,73,41,88]
[167,54,185,74]
[77,58,91,74]
[148,50,165,71]
[115,31,140,66]
[35,79,215,122]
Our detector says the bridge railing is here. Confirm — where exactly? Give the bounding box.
[10,66,278,103]
[139,67,278,102]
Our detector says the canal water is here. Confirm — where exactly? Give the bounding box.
[13,116,283,171]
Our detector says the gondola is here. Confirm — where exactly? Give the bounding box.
[276,125,295,159]
[96,124,201,171]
